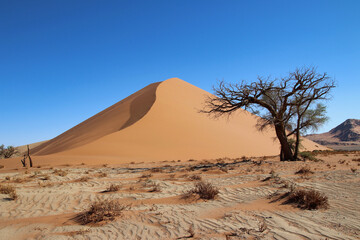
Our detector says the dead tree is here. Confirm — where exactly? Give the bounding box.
[20,145,33,167]
[27,145,33,167]
[202,66,335,161]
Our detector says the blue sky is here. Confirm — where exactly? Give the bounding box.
[1,0,359,146]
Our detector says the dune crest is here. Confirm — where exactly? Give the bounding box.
[32,82,161,155]
[30,77,326,162]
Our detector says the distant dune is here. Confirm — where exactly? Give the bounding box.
[6,78,326,167]
[306,119,360,150]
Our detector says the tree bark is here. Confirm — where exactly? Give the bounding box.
[274,124,294,161]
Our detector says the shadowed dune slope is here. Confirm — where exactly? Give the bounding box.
[39,78,326,162]
[32,82,161,155]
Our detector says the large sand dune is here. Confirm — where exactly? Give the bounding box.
[27,78,325,165]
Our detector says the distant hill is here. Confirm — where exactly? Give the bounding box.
[306,119,360,150]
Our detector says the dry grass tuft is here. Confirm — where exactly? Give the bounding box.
[183,181,219,200]
[74,199,129,224]
[148,183,161,192]
[139,173,152,179]
[103,184,121,193]
[53,169,68,177]
[286,188,329,210]
[350,168,357,173]
[75,176,90,182]
[188,174,202,181]
[0,184,18,200]
[295,166,314,175]
[98,172,107,178]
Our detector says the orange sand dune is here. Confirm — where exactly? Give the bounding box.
[27,78,325,165]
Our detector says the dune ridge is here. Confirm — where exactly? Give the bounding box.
[32,82,161,156]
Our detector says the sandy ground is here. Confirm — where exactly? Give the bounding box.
[0,151,359,240]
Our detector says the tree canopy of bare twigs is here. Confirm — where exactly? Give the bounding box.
[202,67,335,161]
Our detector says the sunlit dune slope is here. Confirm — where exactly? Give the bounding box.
[32,82,161,155]
[31,78,326,162]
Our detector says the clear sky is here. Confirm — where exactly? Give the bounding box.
[1,0,359,146]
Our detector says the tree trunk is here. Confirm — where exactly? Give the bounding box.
[274,124,294,161]
[293,129,300,160]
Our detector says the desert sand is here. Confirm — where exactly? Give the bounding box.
[0,151,359,239]
[1,78,353,240]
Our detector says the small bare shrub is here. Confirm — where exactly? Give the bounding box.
[0,184,17,200]
[286,188,329,210]
[103,184,121,192]
[295,166,314,175]
[74,199,128,224]
[351,168,357,173]
[188,174,202,181]
[139,173,152,179]
[53,169,68,177]
[75,176,90,182]
[148,183,161,192]
[0,184,15,194]
[98,172,107,178]
[184,181,219,200]
[0,165,4,169]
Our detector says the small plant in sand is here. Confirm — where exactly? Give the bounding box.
[0,184,18,200]
[74,199,129,225]
[295,166,314,175]
[183,181,219,200]
[98,172,107,178]
[350,168,357,173]
[299,151,318,161]
[53,169,68,177]
[75,176,90,182]
[0,165,4,169]
[285,188,329,210]
[148,183,161,192]
[188,174,202,181]
[103,184,121,193]
[139,173,152,179]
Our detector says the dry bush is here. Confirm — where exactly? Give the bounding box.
[188,174,202,181]
[0,184,17,200]
[183,181,219,200]
[74,199,128,224]
[0,184,15,194]
[98,172,107,178]
[338,159,346,164]
[299,151,318,161]
[295,166,314,175]
[13,177,29,183]
[53,169,68,177]
[0,165,4,169]
[351,168,357,173]
[103,184,121,193]
[139,173,152,179]
[352,158,360,162]
[286,188,329,210]
[75,176,90,182]
[5,176,11,181]
[148,183,161,192]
